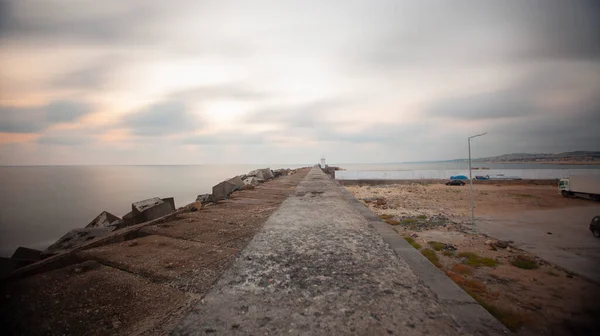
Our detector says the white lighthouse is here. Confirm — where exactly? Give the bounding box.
[320,157,326,168]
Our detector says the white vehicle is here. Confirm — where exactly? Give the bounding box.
[558,175,600,201]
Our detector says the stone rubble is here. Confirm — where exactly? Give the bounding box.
[5,166,302,275]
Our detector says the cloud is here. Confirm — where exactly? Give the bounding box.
[182,132,267,146]
[169,83,270,102]
[121,100,201,136]
[0,0,162,45]
[244,99,350,128]
[49,57,121,91]
[428,89,530,121]
[0,100,93,133]
[37,132,94,146]
[426,62,600,121]
[352,0,600,72]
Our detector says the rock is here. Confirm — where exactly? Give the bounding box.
[11,247,42,261]
[242,184,255,190]
[273,168,290,177]
[122,211,135,226]
[185,201,202,212]
[112,320,121,329]
[247,168,274,181]
[162,197,176,211]
[85,211,121,229]
[494,240,511,249]
[127,240,139,247]
[487,245,497,251]
[243,177,260,186]
[485,240,494,246]
[196,194,213,204]
[443,244,457,251]
[131,197,176,224]
[227,176,245,189]
[212,180,240,202]
[41,227,113,257]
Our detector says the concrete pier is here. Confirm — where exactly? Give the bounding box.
[174,167,507,335]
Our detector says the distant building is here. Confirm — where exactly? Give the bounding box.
[320,157,326,168]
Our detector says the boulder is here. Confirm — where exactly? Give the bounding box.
[248,168,274,181]
[212,181,239,202]
[273,168,289,177]
[85,211,121,229]
[122,211,135,226]
[196,194,213,204]
[162,197,176,211]
[133,197,176,224]
[494,240,511,249]
[243,177,260,186]
[185,201,203,212]
[11,247,42,261]
[260,168,274,180]
[227,176,245,189]
[41,227,113,257]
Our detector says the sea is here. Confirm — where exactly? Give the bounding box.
[0,162,598,257]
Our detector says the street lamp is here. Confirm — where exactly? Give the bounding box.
[468,132,487,229]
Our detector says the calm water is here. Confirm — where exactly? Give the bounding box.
[0,164,306,256]
[1,162,596,256]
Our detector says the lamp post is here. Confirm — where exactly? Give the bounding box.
[468,132,487,229]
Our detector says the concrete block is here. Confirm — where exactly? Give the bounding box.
[161,197,176,211]
[227,176,244,189]
[41,228,114,257]
[273,169,289,177]
[11,247,42,261]
[132,197,175,224]
[212,181,238,201]
[196,194,213,204]
[244,177,260,186]
[261,168,274,180]
[248,168,274,181]
[85,211,121,229]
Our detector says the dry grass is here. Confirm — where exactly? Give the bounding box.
[427,241,445,251]
[404,237,422,249]
[450,263,474,275]
[446,270,529,331]
[385,219,401,225]
[457,251,498,267]
[421,248,442,268]
[442,250,455,257]
[511,255,538,270]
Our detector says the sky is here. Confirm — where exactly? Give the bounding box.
[0,0,599,165]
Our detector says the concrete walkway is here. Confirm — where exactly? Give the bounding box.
[174,167,507,335]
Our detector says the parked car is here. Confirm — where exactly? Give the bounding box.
[590,216,600,238]
[446,180,466,186]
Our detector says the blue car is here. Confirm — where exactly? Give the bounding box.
[449,175,468,180]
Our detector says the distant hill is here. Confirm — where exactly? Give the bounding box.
[471,151,600,163]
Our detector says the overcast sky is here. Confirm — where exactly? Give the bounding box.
[1,0,599,165]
